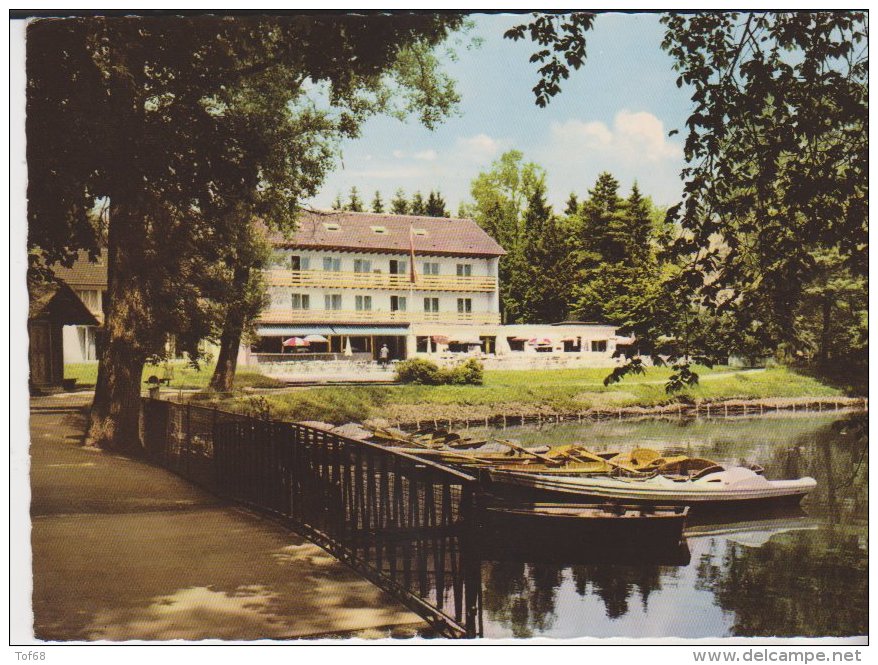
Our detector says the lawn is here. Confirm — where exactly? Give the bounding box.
[205,365,842,425]
[64,361,285,391]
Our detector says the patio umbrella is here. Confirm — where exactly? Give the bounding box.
[304,334,328,343]
[528,337,553,346]
[431,335,450,344]
[343,337,353,356]
[283,337,309,347]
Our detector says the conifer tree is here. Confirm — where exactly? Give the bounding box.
[409,191,426,215]
[371,190,385,213]
[390,188,409,214]
[348,186,364,212]
[425,190,449,217]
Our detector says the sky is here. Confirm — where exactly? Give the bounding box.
[309,12,694,214]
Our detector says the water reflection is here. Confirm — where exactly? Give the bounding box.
[473,413,867,639]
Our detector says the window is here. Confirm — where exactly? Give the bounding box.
[323,257,341,272]
[325,294,342,310]
[370,226,387,234]
[323,222,341,231]
[424,297,439,313]
[353,258,372,273]
[291,255,310,271]
[457,298,472,314]
[423,262,440,276]
[355,295,372,311]
[413,228,427,236]
[291,293,310,310]
[591,340,608,353]
[456,263,472,277]
[389,259,408,275]
[390,296,407,312]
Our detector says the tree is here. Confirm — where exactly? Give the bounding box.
[348,186,364,212]
[409,191,427,215]
[516,179,574,323]
[465,151,546,323]
[390,188,409,214]
[563,192,579,217]
[331,193,344,210]
[27,14,467,450]
[425,190,449,217]
[509,11,868,391]
[371,190,385,213]
[208,220,270,392]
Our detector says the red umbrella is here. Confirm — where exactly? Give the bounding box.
[528,337,553,346]
[283,337,309,347]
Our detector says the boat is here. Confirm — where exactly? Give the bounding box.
[477,501,689,552]
[486,465,817,509]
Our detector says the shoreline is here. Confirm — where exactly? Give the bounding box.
[365,395,867,431]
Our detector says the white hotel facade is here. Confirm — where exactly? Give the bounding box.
[246,211,628,366]
[53,211,629,367]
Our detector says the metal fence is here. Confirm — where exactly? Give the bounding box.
[140,398,482,637]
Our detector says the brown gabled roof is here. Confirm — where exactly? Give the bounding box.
[50,250,108,288]
[29,280,99,325]
[269,210,506,257]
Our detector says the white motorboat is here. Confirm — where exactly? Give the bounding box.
[487,465,817,508]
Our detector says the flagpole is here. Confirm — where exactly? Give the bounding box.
[409,222,417,349]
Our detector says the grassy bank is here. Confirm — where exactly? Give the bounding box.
[207,366,843,425]
[64,362,285,391]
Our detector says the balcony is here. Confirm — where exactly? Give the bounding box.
[265,269,497,292]
[258,308,501,325]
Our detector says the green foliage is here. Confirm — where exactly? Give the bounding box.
[27,14,468,444]
[395,357,484,385]
[444,358,485,385]
[347,186,364,212]
[510,12,868,393]
[370,190,385,213]
[395,357,443,384]
[409,191,427,215]
[390,188,409,214]
[425,190,449,217]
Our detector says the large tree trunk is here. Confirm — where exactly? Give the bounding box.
[209,264,251,393]
[209,316,243,393]
[86,198,150,453]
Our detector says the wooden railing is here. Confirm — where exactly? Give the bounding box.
[266,269,497,293]
[258,308,501,325]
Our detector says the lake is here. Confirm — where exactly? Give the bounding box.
[465,412,867,639]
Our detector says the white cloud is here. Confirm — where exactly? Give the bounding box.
[548,110,682,164]
[391,149,406,159]
[454,133,504,163]
[413,149,438,161]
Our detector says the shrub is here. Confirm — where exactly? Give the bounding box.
[395,358,443,385]
[395,357,484,386]
[444,358,484,385]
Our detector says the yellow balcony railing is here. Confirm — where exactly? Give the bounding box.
[265,269,497,292]
[258,308,501,325]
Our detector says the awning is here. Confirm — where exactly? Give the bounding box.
[257,324,410,337]
[450,337,482,345]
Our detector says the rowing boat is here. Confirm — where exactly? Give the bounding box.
[478,501,689,550]
[486,465,816,509]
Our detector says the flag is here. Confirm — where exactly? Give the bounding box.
[409,224,417,283]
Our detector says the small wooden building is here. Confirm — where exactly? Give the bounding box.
[28,280,99,393]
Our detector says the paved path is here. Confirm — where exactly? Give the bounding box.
[28,399,426,641]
